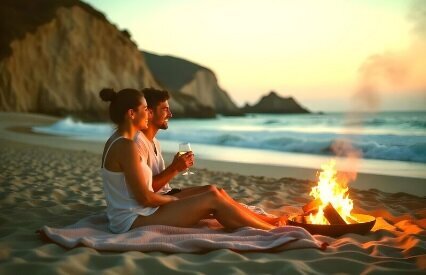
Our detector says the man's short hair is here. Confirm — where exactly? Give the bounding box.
[141,88,170,109]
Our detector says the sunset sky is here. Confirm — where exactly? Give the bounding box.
[85,0,425,112]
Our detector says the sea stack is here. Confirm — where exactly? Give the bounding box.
[242,91,310,114]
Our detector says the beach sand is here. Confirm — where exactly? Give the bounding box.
[0,112,425,274]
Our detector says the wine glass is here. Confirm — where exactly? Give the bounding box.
[179,142,194,176]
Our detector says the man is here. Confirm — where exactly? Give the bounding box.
[134,88,212,198]
[135,88,287,225]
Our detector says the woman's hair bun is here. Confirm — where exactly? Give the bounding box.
[99,88,117,102]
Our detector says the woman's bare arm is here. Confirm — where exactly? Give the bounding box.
[120,140,177,206]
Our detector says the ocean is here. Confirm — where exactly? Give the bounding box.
[33,111,426,179]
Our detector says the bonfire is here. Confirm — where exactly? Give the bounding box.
[288,159,376,236]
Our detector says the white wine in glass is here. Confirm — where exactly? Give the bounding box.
[179,142,194,175]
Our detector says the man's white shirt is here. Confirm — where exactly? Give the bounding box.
[134,131,172,194]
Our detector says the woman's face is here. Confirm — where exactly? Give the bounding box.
[133,97,149,130]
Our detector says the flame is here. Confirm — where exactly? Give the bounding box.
[308,160,357,224]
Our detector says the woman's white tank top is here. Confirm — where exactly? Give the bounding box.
[100,136,158,233]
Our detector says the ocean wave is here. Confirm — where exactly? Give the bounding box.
[159,130,426,163]
[408,120,426,128]
[363,118,387,126]
[262,119,282,125]
[33,117,113,137]
[214,134,246,145]
[33,115,426,164]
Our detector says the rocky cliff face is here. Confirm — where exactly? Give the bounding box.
[143,51,242,116]
[180,70,242,115]
[0,1,217,119]
[0,3,159,120]
[242,91,310,114]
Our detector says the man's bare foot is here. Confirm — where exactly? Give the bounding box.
[274,215,289,226]
[266,215,289,226]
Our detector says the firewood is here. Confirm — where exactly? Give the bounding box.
[323,203,347,225]
[294,215,304,223]
[293,215,310,224]
[302,198,322,214]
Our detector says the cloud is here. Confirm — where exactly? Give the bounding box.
[410,0,426,38]
[353,0,426,112]
[329,0,426,180]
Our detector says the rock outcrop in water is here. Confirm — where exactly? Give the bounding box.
[0,0,223,119]
[242,91,310,114]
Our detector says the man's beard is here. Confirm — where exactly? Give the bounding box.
[159,122,168,130]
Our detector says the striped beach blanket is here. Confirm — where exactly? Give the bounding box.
[39,213,325,253]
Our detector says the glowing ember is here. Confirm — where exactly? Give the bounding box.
[308,160,358,225]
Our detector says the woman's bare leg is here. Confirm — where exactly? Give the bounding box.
[131,188,275,230]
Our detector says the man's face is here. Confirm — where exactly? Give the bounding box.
[150,100,172,130]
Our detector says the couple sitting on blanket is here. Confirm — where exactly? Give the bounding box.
[100,88,287,234]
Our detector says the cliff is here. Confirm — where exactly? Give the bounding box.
[143,51,242,116]
[242,91,310,114]
[0,0,215,119]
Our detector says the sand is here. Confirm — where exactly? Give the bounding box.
[0,112,425,274]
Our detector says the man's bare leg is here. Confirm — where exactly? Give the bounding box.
[173,185,215,199]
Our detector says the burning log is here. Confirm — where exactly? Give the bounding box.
[302,199,347,225]
[294,215,308,224]
[302,198,322,214]
[323,203,347,225]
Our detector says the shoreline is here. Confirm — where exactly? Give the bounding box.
[1,112,425,197]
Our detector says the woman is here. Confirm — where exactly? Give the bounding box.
[100,88,284,233]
